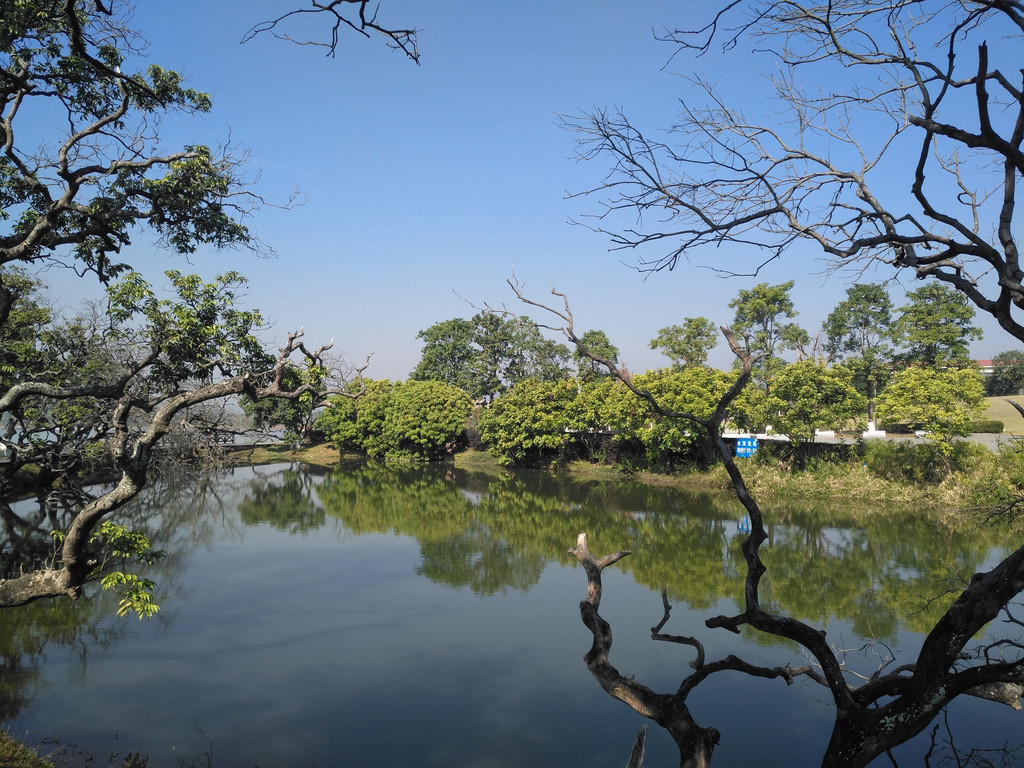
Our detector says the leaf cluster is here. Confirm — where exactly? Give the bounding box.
[0,1,256,282]
[317,379,472,461]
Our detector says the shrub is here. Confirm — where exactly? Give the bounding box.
[966,419,1004,434]
[477,379,577,466]
[316,379,471,461]
[861,439,986,484]
[379,380,472,460]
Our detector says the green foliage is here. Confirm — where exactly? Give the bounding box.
[0,267,51,390]
[895,283,982,366]
[986,350,1024,396]
[0,3,254,281]
[875,366,987,452]
[823,283,895,415]
[317,379,471,461]
[824,284,895,361]
[240,366,314,441]
[477,379,578,466]
[380,380,472,460]
[315,385,366,452]
[477,368,739,469]
[963,441,1024,510]
[621,368,734,467]
[90,521,165,619]
[728,281,808,388]
[410,318,477,393]
[411,313,570,401]
[51,520,165,619]
[2,269,281,497]
[573,329,619,382]
[967,419,1004,434]
[569,376,639,460]
[727,380,771,433]
[861,439,986,485]
[106,270,268,385]
[649,317,718,368]
[762,361,866,442]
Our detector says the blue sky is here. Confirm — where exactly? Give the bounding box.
[45,1,1007,378]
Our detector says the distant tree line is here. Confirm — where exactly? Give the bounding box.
[313,279,1003,469]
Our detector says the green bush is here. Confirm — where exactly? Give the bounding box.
[861,439,986,484]
[966,419,1004,433]
[316,379,471,461]
[477,379,577,466]
[380,380,472,460]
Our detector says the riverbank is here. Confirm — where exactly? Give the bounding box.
[221,440,1017,528]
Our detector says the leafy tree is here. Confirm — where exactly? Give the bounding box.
[894,283,982,366]
[410,318,478,394]
[317,379,471,461]
[411,313,570,401]
[0,268,52,392]
[762,361,866,443]
[573,329,620,383]
[0,1,387,617]
[379,380,472,461]
[875,366,987,450]
[0,3,258,295]
[986,351,1024,397]
[728,281,808,389]
[0,270,351,611]
[506,320,572,383]
[824,284,895,363]
[568,377,636,461]
[649,317,718,368]
[823,284,896,422]
[471,312,520,401]
[240,367,321,444]
[348,379,396,458]
[317,379,393,455]
[623,367,735,467]
[476,379,578,466]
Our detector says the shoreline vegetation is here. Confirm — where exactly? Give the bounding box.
[224,435,1024,532]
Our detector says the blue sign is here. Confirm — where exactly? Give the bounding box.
[735,437,758,457]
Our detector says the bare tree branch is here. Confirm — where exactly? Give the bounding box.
[566,1,1024,342]
[243,1,420,63]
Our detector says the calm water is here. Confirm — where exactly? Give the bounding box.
[0,461,1019,767]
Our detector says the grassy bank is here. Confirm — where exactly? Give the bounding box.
[0,731,53,768]
[227,441,1013,518]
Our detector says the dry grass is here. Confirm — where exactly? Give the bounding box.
[218,442,342,467]
[0,732,54,768]
[453,449,507,474]
[984,396,1024,434]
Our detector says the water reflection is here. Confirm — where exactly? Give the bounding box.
[0,461,1017,767]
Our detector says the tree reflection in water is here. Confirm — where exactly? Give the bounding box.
[0,461,1018,766]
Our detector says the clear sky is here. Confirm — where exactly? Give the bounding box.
[44,1,1007,379]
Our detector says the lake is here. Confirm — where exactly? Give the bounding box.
[0,460,1019,767]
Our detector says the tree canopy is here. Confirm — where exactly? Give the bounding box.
[895,283,982,366]
[649,317,718,368]
[987,350,1024,397]
[411,313,570,401]
[0,2,362,614]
